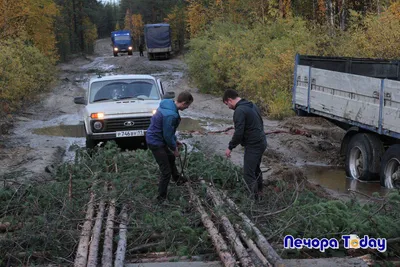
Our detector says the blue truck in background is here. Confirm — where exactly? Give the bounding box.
[111,30,133,57]
[144,24,172,60]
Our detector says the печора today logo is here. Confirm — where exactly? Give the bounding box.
[284,234,387,252]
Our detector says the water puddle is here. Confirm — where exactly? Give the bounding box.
[304,166,389,197]
[178,118,204,131]
[31,118,230,138]
[32,125,85,138]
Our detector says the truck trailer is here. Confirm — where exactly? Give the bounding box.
[292,54,400,188]
[144,24,172,60]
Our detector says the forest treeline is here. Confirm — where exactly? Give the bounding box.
[1,0,399,117]
[0,0,117,112]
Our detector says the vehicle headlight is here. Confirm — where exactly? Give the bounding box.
[128,46,133,50]
[93,121,103,130]
[152,110,157,115]
[114,47,118,51]
[91,112,104,119]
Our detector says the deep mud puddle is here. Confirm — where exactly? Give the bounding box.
[31,118,230,138]
[304,166,389,197]
[32,124,85,137]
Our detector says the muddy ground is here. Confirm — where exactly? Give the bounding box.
[0,38,387,198]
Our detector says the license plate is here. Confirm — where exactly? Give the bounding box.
[116,130,145,137]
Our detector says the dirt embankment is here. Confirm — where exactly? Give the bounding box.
[0,38,344,193]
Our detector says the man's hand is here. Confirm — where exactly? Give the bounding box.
[174,148,180,157]
[177,140,183,148]
[225,148,232,158]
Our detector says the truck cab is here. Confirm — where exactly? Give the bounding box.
[111,30,133,57]
[74,74,175,149]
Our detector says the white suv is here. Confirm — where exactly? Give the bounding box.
[74,74,175,148]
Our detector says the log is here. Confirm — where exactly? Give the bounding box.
[127,242,164,253]
[114,205,129,267]
[201,180,254,267]
[234,224,271,267]
[186,184,236,267]
[129,255,217,263]
[87,199,106,267]
[68,172,73,201]
[220,190,285,266]
[74,192,95,267]
[101,199,116,267]
[0,222,23,232]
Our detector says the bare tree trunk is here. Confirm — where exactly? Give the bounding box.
[376,0,380,15]
[87,199,105,267]
[114,205,129,267]
[187,185,236,267]
[220,190,284,266]
[201,181,255,267]
[234,224,271,267]
[74,192,95,267]
[101,199,116,267]
[340,0,346,31]
[327,0,334,28]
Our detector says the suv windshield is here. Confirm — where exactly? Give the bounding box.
[89,79,160,103]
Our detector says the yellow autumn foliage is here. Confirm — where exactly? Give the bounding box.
[186,2,400,118]
[338,3,400,59]
[186,0,208,38]
[0,39,56,110]
[187,18,317,118]
[132,14,144,45]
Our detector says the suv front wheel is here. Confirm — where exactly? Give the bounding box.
[85,133,98,149]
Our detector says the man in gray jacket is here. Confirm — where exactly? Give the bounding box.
[223,89,267,200]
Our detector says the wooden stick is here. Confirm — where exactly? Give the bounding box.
[74,192,95,267]
[201,180,254,267]
[127,242,164,253]
[186,184,236,267]
[129,255,216,263]
[68,172,73,201]
[234,224,271,267]
[101,199,116,267]
[219,190,285,266]
[114,205,128,267]
[87,199,105,267]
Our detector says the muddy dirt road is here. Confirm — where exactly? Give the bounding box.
[0,38,388,197]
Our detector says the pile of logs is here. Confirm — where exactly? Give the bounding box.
[188,180,285,267]
[73,188,129,267]
[73,181,283,267]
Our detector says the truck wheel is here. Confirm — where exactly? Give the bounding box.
[345,133,378,181]
[128,51,133,55]
[364,133,384,176]
[380,144,400,188]
[113,52,118,57]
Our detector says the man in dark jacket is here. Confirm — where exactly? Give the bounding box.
[223,89,267,200]
[146,91,194,202]
[139,43,144,57]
